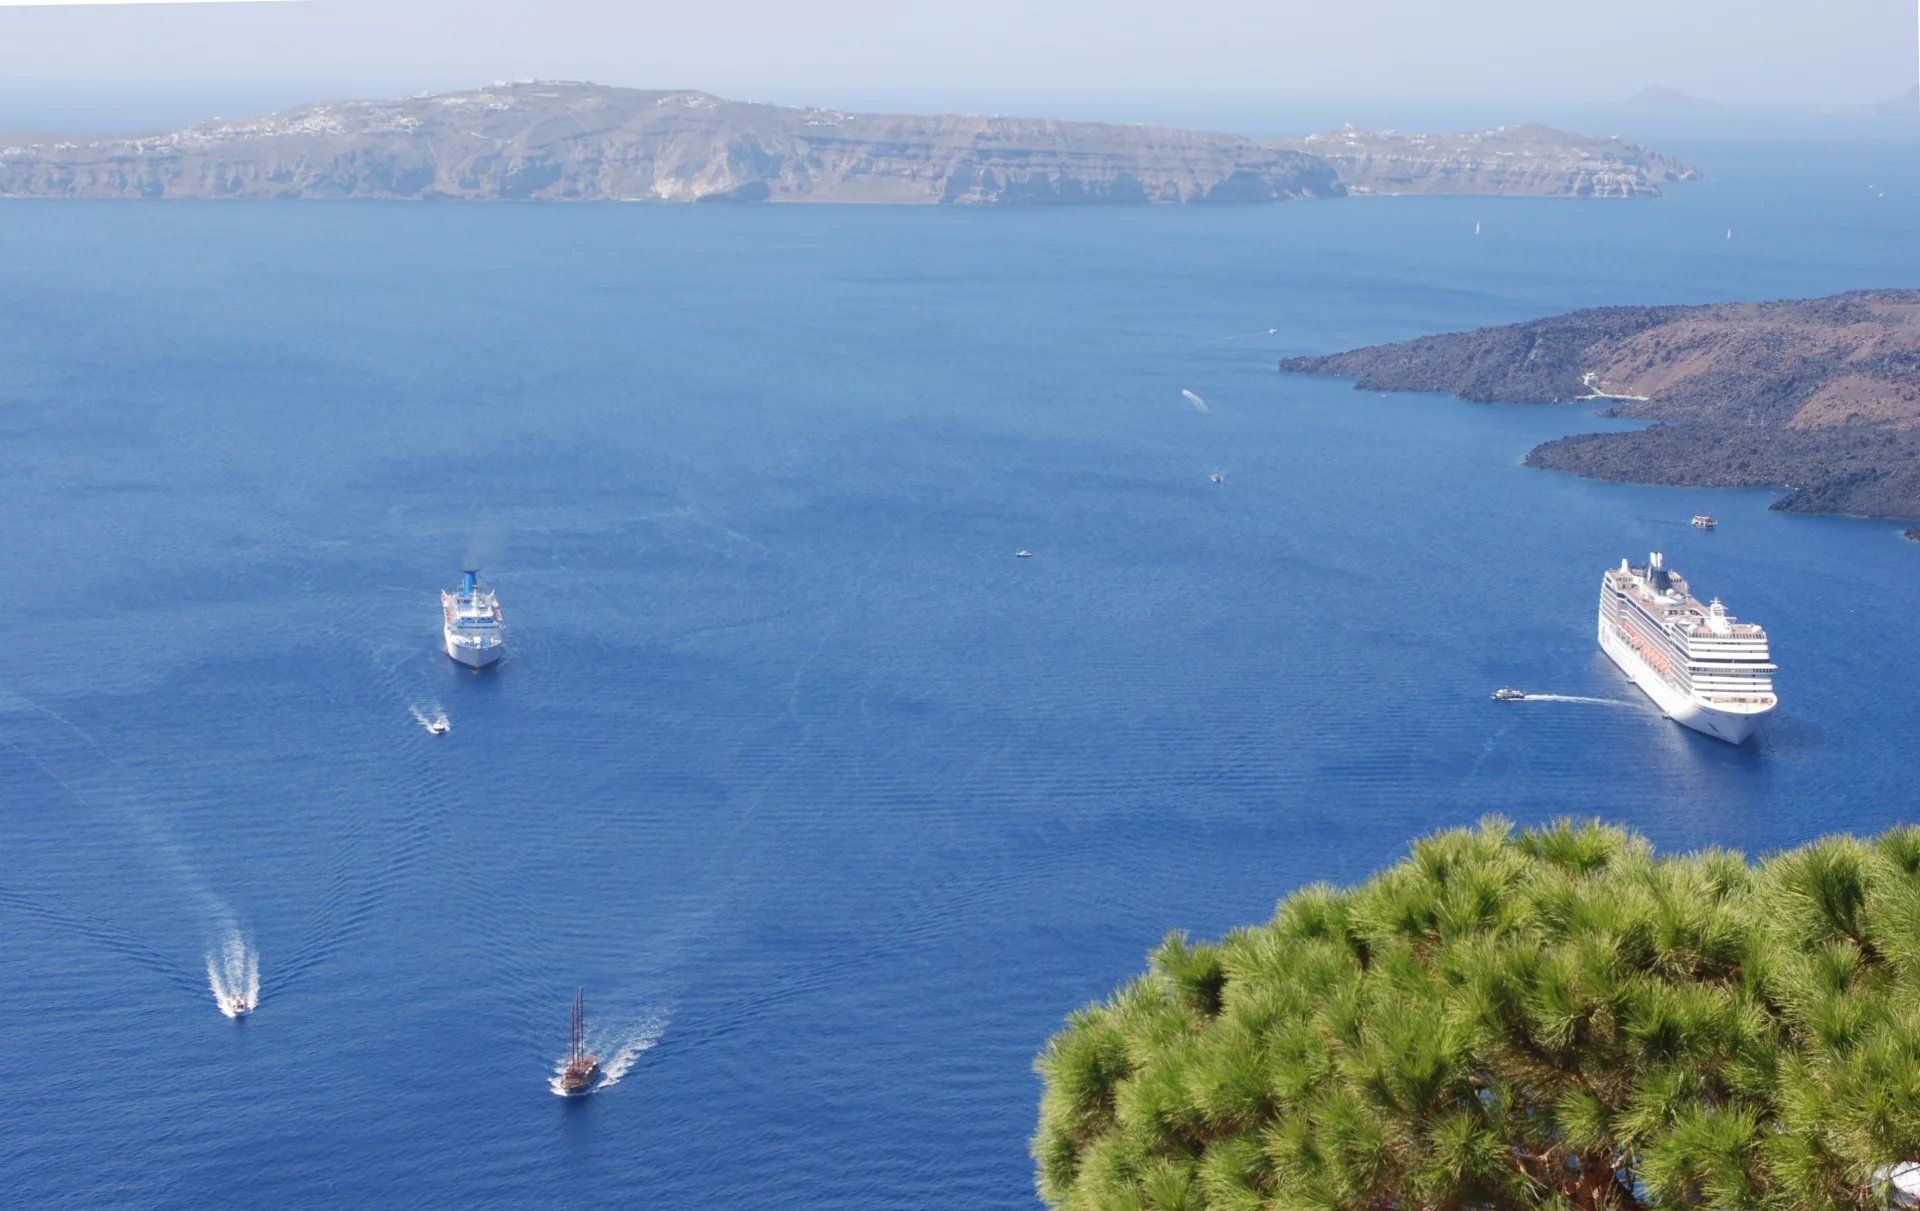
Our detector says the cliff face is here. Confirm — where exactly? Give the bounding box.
[1281,291,1920,519]
[0,82,1698,205]
[0,82,1342,205]
[1282,123,1700,197]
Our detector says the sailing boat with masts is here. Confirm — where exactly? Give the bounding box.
[561,987,602,1096]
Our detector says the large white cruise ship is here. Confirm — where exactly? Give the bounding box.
[442,569,504,668]
[1598,553,1776,744]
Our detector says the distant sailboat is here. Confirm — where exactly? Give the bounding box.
[561,987,602,1096]
[1474,220,1482,236]
[1726,227,1734,240]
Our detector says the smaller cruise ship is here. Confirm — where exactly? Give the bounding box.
[442,569,504,668]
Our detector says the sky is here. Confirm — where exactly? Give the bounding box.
[0,0,1914,132]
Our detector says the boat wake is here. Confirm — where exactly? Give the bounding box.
[207,929,260,1018]
[409,703,451,734]
[1207,328,1282,344]
[1181,389,1210,413]
[1519,693,1633,707]
[1,690,258,1008]
[547,1013,669,1097]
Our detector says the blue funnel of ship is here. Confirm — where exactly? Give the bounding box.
[461,569,478,596]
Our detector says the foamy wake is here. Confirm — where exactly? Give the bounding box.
[409,703,451,733]
[1519,694,1633,707]
[547,1013,669,1097]
[207,930,260,1018]
[1181,389,1211,413]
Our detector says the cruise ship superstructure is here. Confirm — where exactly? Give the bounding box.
[442,569,504,668]
[1598,553,1775,744]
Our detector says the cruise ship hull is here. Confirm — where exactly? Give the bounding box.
[445,633,502,669]
[1599,621,1766,745]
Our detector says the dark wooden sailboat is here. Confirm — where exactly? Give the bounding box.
[561,987,602,1095]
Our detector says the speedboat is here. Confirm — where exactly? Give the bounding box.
[1210,474,1224,485]
[230,996,250,1016]
[1691,514,1717,529]
[427,718,450,735]
[1491,688,1527,702]
[1016,550,1032,559]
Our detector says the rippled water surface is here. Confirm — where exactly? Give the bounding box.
[2,139,1917,1205]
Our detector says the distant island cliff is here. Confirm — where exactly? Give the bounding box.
[0,81,1696,205]
[1282,290,1920,519]
[1286,122,1698,198]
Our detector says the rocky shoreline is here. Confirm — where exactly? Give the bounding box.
[1281,291,1920,520]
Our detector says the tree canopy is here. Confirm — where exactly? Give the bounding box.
[1033,819,1920,1210]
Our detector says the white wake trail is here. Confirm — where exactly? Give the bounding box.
[547,1012,669,1097]
[1181,389,1211,413]
[409,702,450,733]
[206,929,260,1018]
[1519,694,1633,707]
[2,691,256,1005]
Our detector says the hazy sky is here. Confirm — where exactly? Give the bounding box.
[0,0,1913,128]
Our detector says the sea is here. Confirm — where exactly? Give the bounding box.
[1,135,1917,1207]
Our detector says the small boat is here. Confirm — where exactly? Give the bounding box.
[561,987,602,1096]
[1016,550,1032,559]
[427,717,450,735]
[1491,688,1527,702]
[230,996,250,1016]
[1210,474,1224,485]
[1692,514,1717,529]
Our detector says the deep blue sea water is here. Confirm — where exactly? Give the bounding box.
[2,139,1918,1207]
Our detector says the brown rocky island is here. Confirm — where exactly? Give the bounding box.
[1281,290,1920,520]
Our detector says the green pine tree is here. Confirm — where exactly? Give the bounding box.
[1034,819,1920,1210]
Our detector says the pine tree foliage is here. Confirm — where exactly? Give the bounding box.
[1033,819,1920,1210]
